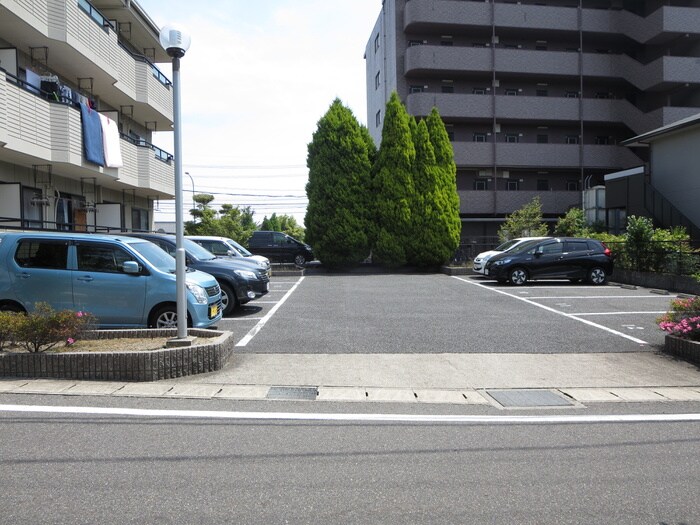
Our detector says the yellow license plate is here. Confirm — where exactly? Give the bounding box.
[210,305,219,317]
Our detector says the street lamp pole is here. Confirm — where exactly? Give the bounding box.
[160,24,191,341]
[185,171,195,218]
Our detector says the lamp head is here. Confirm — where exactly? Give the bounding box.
[159,23,191,59]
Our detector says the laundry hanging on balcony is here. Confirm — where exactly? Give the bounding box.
[99,113,123,168]
[79,102,105,167]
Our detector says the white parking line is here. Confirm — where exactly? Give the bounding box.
[236,276,304,347]
[2,404,700,424]
[453,276,649,344]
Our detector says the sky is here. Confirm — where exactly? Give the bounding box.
[138,0,382,227]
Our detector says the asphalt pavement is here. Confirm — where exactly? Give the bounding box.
[1,271,699,407]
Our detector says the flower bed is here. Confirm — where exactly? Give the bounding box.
[658,296,700,365]
[0,328,234,382]
[664,335,700,365]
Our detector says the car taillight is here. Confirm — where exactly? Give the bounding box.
[602,243,612,257]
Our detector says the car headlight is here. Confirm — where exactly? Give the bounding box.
[186,282,208,304]
[234,269,258,280]
[494,258,511,266]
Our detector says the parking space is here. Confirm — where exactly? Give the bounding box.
[217,272,680,354]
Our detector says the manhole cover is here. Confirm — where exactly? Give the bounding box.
[266,386,318,401]
[486,389,573,408]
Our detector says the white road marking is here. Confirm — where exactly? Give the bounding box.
[453,276,649,344]
[1,404,699,424]
[525,296,676,300]
[236,276,304,347]
[574,311,666,316]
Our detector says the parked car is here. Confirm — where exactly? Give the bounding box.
[0,231,222,328]
[187,235,270,271]
[248,230,313,266]
[122,233,269,315]
[472,237,550,275]
[484,237,614,286]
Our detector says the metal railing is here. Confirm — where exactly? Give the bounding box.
[120,134,173,164]
[606,240,700,276]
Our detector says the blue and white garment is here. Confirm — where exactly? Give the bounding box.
[79,103,105,166]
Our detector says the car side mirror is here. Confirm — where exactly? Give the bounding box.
[122,261,140,274]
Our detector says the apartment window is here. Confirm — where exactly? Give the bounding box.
[447,131,455,141]
[441,85,454,94]
[504,89,518,96]
[566,180,580,191]
[409,85,424,94]
[375,110,381,128]
[472,88,486,95]
[565,91,579,98]
[474,180,488,191]
[440,40,454,47]
[473,133,487,143]
[537,179,550,191]
[505,134,519,143]
[536,89,548,97]
[506,180,519,191]
[566,135,580,145]
[537,134,549,144]
[595,136,611,145]
[595,92,613,99]
[408,40,423,47]
[374,33,380,53]
[535,44,548,51]
[374,71,380,90]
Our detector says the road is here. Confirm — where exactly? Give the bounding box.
[0,396,698,524]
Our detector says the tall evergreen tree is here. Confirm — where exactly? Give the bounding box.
[371,92,416,267]
[425,107,461,263]
[304,99,374,267]
[408,119,446,267]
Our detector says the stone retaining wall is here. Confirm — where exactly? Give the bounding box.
[0,329,234,382]
[665,334,700,366]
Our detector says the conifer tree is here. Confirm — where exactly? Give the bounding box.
[304,99,374,267]
[425,107,461,263]
[371,92,416,267]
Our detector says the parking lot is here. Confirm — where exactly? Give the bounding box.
[219,272,678,354]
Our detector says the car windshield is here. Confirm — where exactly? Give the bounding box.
[183,238,217,261]
[508,239,543,254]
[494,239,522,251]
[226,239,252,256]
[129,241,175,272]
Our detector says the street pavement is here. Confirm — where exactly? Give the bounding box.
[1,271,699,406]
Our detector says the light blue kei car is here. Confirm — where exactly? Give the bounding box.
[0,231,222,328]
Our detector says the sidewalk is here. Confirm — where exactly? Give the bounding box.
[2,351,699,405]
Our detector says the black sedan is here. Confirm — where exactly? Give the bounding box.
[484,237,614,286]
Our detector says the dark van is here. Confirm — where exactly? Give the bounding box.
[248,231,314,266]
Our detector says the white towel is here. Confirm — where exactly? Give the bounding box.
[99,113,123,168]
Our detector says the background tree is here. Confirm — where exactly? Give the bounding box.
[304,99,375,267]
[260,213,305,241]
[498,196,549,241]
[184,194,218,235]
[554,207,589,237]
[372,92,416,267]
[425,107,461,265]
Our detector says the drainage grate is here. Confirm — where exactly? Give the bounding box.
[266,386,318,401]
[486,389,573,408]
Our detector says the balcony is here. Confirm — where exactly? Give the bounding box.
[404,1,700,43]
[404,46,700,91]
[0,70,173,197]
[451,142,641,170]
[458,189,581,216]
[0,0,172,128]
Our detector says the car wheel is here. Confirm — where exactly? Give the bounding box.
[294,254,307,267]
[0,302,25,313]
[149,305,190,329]
[588,267,607,285]
[220,283,238,316]
[509,267,528,286]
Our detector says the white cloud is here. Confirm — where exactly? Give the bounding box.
[140,0,381,225]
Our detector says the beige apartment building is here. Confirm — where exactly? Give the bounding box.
[366,0,700,241]
[0,0,173,232]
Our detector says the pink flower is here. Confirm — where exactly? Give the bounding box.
[66,338,75,345]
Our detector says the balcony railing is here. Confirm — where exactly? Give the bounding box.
[118,40,172,88]
[120,133,173,164]
[77,0,115,32]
